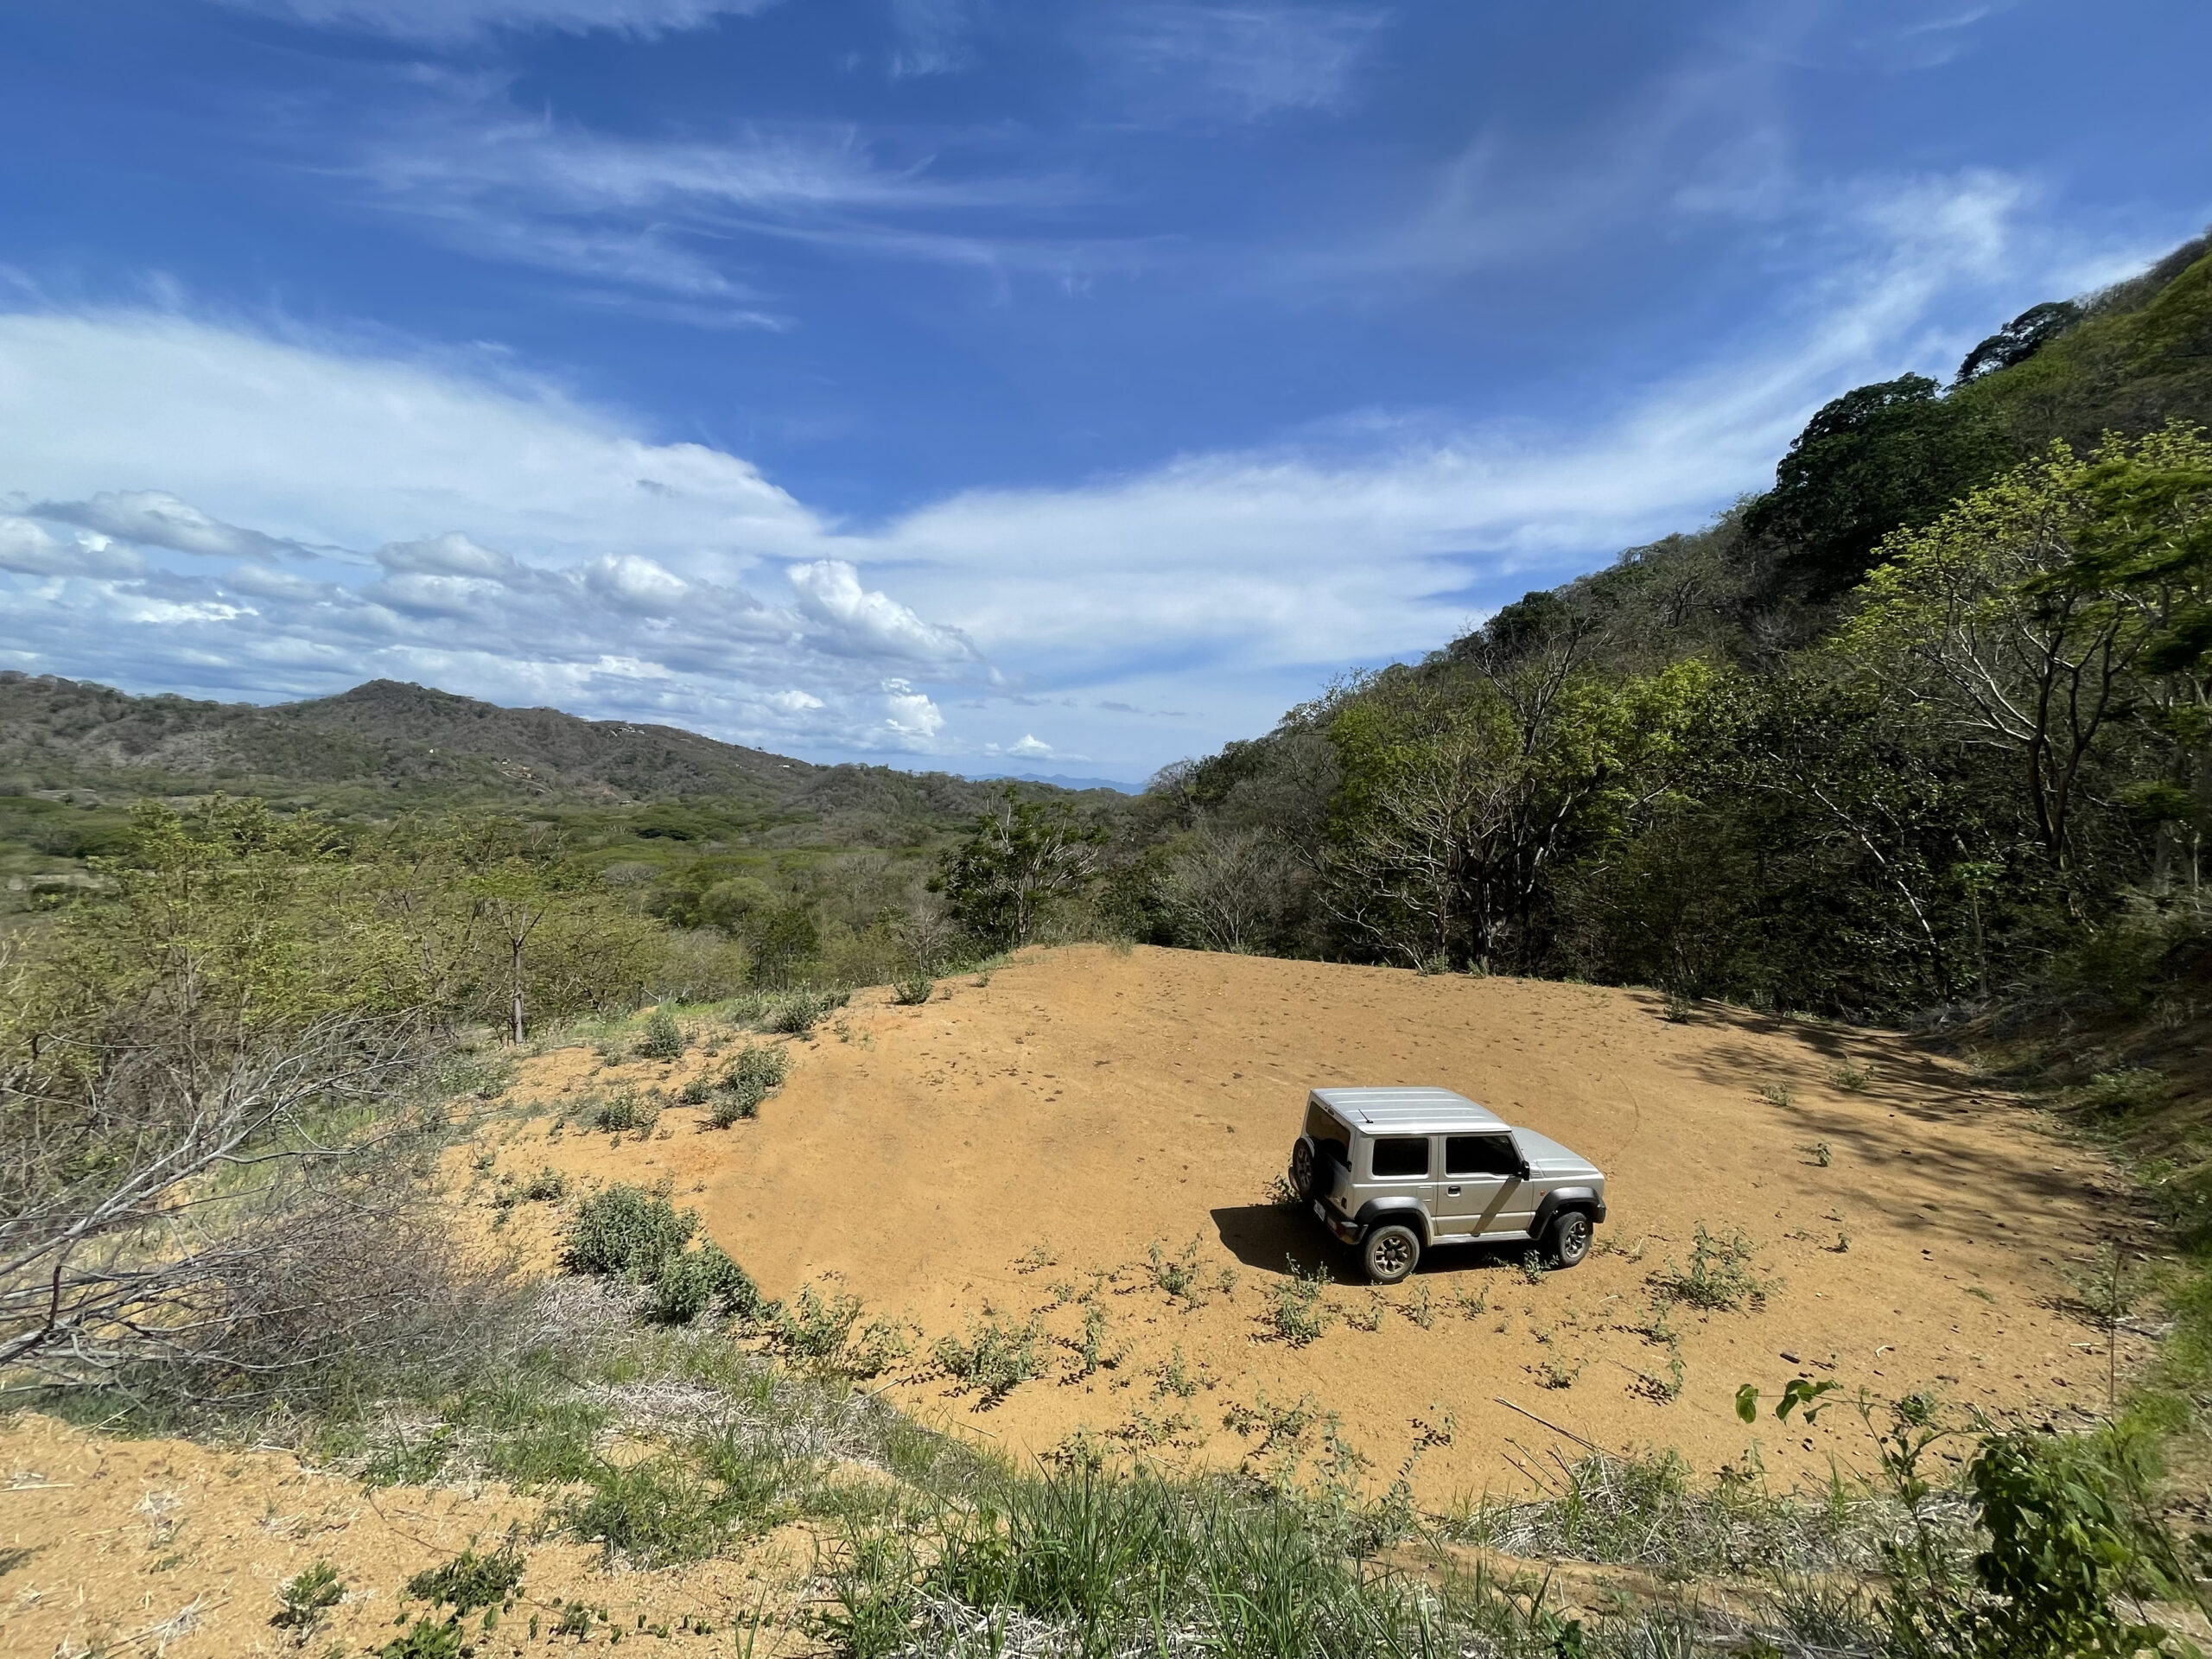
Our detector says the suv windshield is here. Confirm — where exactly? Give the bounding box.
[1302,1101,1350,1166]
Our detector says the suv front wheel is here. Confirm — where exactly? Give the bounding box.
[1545,1209,1592,1268]
[1362,1222,1421,1285]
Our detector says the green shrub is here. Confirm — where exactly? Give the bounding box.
[892,972,934,1006]
[649,1242,764,1325]
[766,988,844,1034]
[405,1543,524,1614]
[637,1007,686,1060]
[584,1087,659,1134]
[1650,1224,1767,1313]
[708,1044,789,1127]
[677,1075,712,1105]
[932,1314,1044,1405]
[272,1559,345,1632]
[562,1455,735,1567]
[2073,1067,2164,1117]
[1266,1259,1335,1346]
[768,1281,864,1363]
[381,1618,463,1659]
[562,1185,697,1279]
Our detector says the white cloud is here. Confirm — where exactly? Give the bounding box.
[0,172,2139,772]
[215,0,779,45]
[788,559,977,665]
[336,84,1096,313]
[1007,733,1053,758]
[1090,5,1389,122]
[30,489,304,561]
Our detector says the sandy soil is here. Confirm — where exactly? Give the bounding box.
[498,944,2128,1501]
[3,946,2135,1654]
[0,1414,803,1658]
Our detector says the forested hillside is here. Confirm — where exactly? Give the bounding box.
[1121,231,2212,1029]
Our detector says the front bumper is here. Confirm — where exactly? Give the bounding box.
[1312,1198,1363,1244]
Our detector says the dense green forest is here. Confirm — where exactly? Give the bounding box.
[1116,231,2212,1026]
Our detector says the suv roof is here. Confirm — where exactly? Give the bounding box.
[1310,1086,1510,1135]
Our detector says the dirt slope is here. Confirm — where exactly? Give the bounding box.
[511,945,2126,1499]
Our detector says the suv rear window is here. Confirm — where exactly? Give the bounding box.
[1302,1101,1350,1166]
[1371,1136,1430,1178]
[1446,1134,1521,1177]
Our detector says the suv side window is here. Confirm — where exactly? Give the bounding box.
[1370,1136,1430,1179]
[1446,1135,1521,1178]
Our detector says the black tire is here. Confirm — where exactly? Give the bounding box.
[1546,1208,1592,1269]
[1290,1140,1317,1200]
[1363,1223,1421,1285]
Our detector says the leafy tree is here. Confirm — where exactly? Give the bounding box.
[1751,374,2013,601]
[934,786,1106,949]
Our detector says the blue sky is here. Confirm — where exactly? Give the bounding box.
[1,1,2207,785]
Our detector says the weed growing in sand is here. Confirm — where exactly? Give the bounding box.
[1800,1140,1834,1166]
[1829,1061,1870,1092]
[677,1075,712,1105]
[1265,1259,1335,1346]
[2072,1067,2165,1116]
[406,1543,524,1615]
[933,1313,1044,1405]
[1632,1349,1687,1404]
[765,988,845,1035]
[1063,1304,1127,1381]
[1014,1243,1058,1274]
[272,1559,345,1635]
[563,1185,765,1323]
[1833,1230,1852,1253]
[637,1007,687,1060]
[709,1044,788,1126]
[1345,1289,1387,1332]
[1113,1407,1196,1448]
[1661,989,1694,1021]
[1756,1080,1796,1109]
[1145,1236,1210,1306]
[1222,1389,1325,1454]
[1532,1356,1583,1389]
[585,1087,659,1134]
[892,971,935,1006]
[1517,1252,1549,1285]
[1404,1283,1434,1328]
[1451,1282,1490,1319]
[1153,1344,1203,1401]
[385,1615,467,1656]
[767,1281,864,1363]
[1650,1224,1767,1313]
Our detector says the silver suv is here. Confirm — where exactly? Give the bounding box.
[1288,1087,1607,1284]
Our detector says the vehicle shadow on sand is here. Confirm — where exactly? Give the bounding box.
[1209,1205,1535,1281]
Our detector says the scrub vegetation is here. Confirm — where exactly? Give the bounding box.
[7,238,2212,1657]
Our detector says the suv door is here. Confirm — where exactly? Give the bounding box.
[1363,1133,1439,1232]
[1435,1133,1535,1237]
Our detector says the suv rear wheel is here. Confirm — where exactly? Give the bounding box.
[1545,1209,1592,1268]
[1362,1222,1421,1285]
[1290,1139,1317,1199]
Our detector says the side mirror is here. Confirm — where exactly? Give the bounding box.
[1516,1157,1531,1180]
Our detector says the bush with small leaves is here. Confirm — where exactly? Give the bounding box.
[677,1076,712,1106]
[1266,1259,1335,1347]
[649,1242,765,1325]
[709,1044,790,1127]
[272,1559,345,1634]
[766,988,845,1035]
[892,971,934,1006]
[563,1185,696,1280]
[1650,1224,1767,1313]
[405,1543,525,1615]
[636,1007,686,1061]
[585,1088,659,1134]
[932,1313,1043,1405]
[381,1618,463,1659]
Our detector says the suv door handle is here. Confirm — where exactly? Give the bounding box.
[1446,1185,1461,1195]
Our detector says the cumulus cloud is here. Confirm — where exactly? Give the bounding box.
[0,170,2126,770]
[1007,734,1053,758]
[31,489,304,561]
[788,560,977,665]
[214,0,779,44]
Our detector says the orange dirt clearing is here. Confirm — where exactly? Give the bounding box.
[500,944,2127,1500]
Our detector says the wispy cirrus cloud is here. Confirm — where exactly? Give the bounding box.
[213,0,780,45]
[1088,4,1390,124]
[0,163,2120,775]
[331,80,1116,316]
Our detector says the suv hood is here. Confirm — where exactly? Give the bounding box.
[1514,1128,1603,1184]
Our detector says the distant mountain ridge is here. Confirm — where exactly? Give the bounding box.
[0,674,1107,816]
